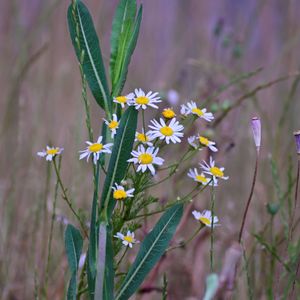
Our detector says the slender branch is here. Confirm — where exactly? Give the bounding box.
[167,225,204,252]
[210,183,215,272]
[52,159,88,239]
[238,150,259,243]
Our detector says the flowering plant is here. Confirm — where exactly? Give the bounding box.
[37,1,230,299]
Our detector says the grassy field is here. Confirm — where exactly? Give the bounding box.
[1,0,300,299]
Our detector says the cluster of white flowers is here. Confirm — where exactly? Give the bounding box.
[37,88,228,248]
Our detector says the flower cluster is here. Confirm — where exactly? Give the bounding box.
[37,88,228,248]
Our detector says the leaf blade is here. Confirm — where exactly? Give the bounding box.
[67,0,112,115]
[64,224,83,300]
[115,204,183,300]
[110,0,136,81]
[100,106,138,218]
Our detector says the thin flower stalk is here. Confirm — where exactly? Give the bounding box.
[52,159,89,239]
[238,118,261,243]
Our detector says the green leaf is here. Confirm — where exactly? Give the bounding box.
[110,0,136,80]
[115,204,183,300]
[64,224,83,300]
[100,106,138,219]
[110,3,143,96]
[67,0,112,115]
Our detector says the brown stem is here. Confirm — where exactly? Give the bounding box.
[238,149,259,243]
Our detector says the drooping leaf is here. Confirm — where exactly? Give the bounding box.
[64,224,83,300]
[110,2,143,96]
[67,0,112,115]
[115,204,183,300]
[100,106,138,218]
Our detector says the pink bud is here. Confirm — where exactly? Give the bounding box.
[294,131,300,154]
[251,117,261,149]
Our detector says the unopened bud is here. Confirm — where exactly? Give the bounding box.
[294,131,300,155]
[251,117,261,150]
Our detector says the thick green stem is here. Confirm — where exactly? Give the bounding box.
[94,222,107,299]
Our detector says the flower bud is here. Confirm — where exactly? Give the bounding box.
[294,131,300,155]
[251,117,261,149]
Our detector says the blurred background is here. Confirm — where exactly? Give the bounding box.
[1,0,300,299]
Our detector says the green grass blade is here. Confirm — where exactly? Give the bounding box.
[110,0,136,82]
[100,106,138,219]
[115,204,183,300]
[111,5,143,96]
[64,224,83,300]
[67,0,112,116]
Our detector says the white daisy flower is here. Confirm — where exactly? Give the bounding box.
[162,107,176,119]
[135,129,153,146]
[148,118,184,144]
[127,145,164,175]
[192,210,220,228]
[113,93,135,108]
[198,135,218,152]
[37,146,64,161]
[114,230,139,248]
[200,156,229,180]
[112,183,135,200]
[103,114,119,138]
[188,135,217,152]
[130,88,161,110]
[187,168,218,186]
[180,101,214,122]
[79,136,113,164]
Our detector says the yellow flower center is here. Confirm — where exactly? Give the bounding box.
[88,143,103,153]
[124,235,134,243]
[162,108,175,119]
[136,96,149,105]
[195,175,208,183]
[113,189,127,200]
[138,153,153,164]
[199,136,209,146]
[191,107,204,116]
[108,120,119,130]
[46,148,59,155]
[199,217,211,226]
[137,133,149,143]
[210,166,224,177]
[160,126,174,136]
[115,96,127,103]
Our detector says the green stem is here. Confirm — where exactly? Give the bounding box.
[167,225,204,252]
[52,158,88,239]
[44,157,59,298]
[210,183,215,272]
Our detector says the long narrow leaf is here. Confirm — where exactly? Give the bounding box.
[67,0,112,115]
[115,204,183,300]
[111,4,143,96]
[64,224,83,300]
[100,106,138,218]
[110,0,136,81]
